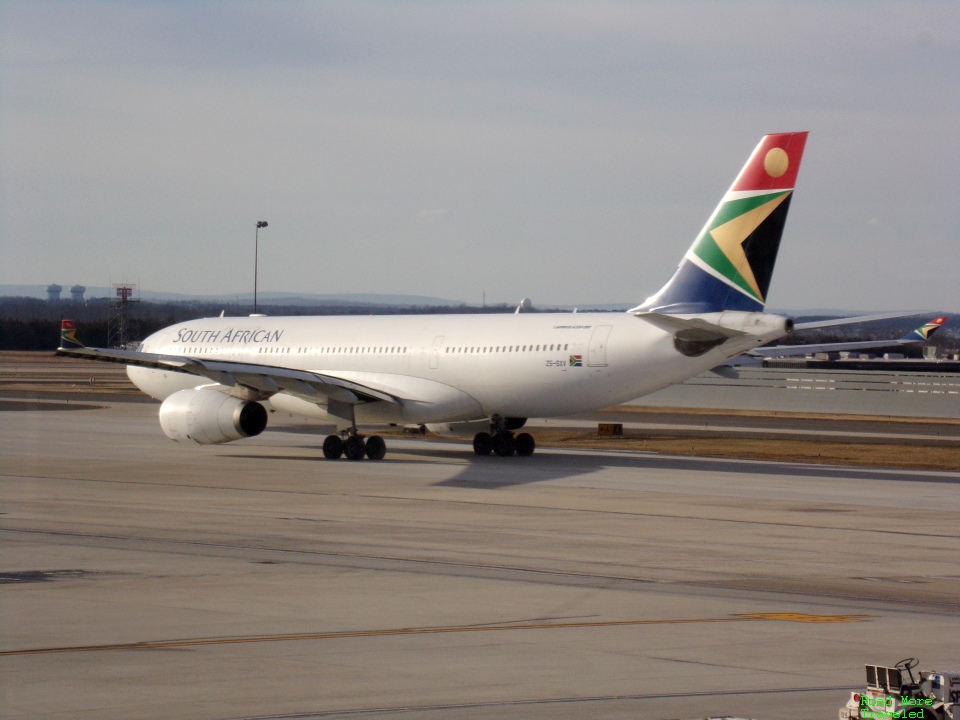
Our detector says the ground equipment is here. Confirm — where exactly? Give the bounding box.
[840,658,960,719]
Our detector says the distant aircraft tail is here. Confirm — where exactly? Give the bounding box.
[899,316,947,343]
[59,319,84,349]
[633,132,809,315]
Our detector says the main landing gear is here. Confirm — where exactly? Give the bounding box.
[322,431,387,461]
[473,416,535,458]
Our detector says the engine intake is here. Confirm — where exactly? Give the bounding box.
[159,388,267,445]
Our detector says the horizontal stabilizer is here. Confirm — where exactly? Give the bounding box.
[634,312,747,340]
[634,310,792,358]
[634,311,792,339]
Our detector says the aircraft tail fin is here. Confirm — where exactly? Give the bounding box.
[632,132,809,315]
[59,319,85,349]
[900,316,947,343]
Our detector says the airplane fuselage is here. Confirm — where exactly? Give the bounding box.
[128,311,783,426]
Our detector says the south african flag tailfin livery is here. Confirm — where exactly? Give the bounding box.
[635,132,809,315]
[59,319,84,349]
[901,316,947,343]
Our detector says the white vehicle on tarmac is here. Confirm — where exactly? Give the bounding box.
[841,658,960,720]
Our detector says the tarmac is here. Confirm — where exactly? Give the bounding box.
[2,398,959,720]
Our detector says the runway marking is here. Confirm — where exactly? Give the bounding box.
[737,612,870,622]
[0,613,872,656]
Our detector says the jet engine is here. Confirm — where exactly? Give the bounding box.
[158,388,268,445]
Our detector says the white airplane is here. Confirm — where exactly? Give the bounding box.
[59,131,809,461]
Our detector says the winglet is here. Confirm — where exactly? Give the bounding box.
[633,132,809,315]
[59,319,84,349]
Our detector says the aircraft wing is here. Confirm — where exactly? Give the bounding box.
[791,311,923,331]
[745,315,946,358]
[55,346,401,405]
[746,338,913,358]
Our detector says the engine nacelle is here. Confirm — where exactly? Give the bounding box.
[158,388,268,445]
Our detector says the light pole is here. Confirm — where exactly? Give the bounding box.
[254,221,268,314]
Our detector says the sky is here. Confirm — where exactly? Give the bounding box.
[1,1,958,311]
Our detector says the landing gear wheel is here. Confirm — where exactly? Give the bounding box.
[344,435,366,461]
[365,435,386,461]
[493,431,516,457]
[473,432,493,456]
[322,435,344,459]
[515,432,535,457]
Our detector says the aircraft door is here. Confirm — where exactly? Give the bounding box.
[430,335,444,369]
[588,325,612,367]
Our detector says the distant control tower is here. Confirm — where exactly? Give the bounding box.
[70,285,86,302]
[47,284,63,301]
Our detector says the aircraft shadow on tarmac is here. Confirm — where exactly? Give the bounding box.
[229,440,957,488]
[431,449,959,488]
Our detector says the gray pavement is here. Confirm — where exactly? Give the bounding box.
[2,401,958,720]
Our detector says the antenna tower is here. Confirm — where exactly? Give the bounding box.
[107,284,141,349]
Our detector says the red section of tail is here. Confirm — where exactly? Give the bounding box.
[730,132,809,193]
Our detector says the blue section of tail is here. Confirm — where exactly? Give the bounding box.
[635,260,765,315]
